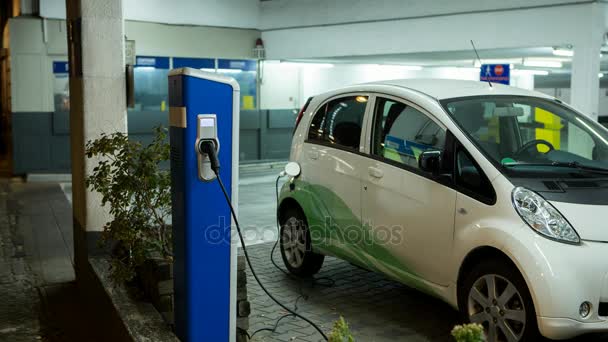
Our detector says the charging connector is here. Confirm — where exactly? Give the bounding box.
[198,140,220,174]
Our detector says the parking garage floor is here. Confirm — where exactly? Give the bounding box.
[1,168,608,341]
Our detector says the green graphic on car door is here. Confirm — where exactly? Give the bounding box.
[280,180,438,297]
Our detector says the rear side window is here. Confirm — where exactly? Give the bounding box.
[308,95,368,150]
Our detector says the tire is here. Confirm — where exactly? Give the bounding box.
[279,208,324,277]
[458,258,540,342]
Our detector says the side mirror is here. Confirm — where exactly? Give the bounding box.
[284,161,301,177]
[418,150,442,176]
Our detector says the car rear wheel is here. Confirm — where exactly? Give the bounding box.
[279,208,324,276]
[459,259,540,342]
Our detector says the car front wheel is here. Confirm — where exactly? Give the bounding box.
[459,259,540,342]
[279,208,324,277]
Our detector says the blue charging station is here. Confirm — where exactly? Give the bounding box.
[168,68,240,342]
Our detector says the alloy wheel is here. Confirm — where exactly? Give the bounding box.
[467,274,527,342]
[281,217,307,268]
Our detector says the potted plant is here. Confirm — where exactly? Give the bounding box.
[85,127,172,285]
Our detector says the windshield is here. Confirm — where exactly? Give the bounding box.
[441,96,608,178]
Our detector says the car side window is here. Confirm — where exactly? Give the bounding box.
[372,97,446,169]
[307,95,368,150]
[455,147,495,203]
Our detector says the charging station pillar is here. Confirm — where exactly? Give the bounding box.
[168,68,240,341]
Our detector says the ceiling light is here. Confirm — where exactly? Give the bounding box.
[135,66,156,71]
[218,69,243,73]
[523,60,562,68]
[280,62,334,68]
[512,69,549,76]
[379,64,423,71]
[600,73,605,78]
[552,48,574,57]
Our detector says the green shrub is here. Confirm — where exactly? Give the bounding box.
[328,316,355,342]
[85,127,172,283]
[451,323,485,342]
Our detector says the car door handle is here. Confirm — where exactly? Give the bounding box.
[368,167,384,179]
[308,151,319,160]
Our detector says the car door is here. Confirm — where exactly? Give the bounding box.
[360,95,457,287]
[299,94,372,264]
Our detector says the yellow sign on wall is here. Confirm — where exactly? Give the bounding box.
[242,96,255,110]
[535,108,563,152]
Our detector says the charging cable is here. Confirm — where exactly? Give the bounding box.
[199,141,329,341]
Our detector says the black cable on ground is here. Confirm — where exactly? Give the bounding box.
[213,172,329,341]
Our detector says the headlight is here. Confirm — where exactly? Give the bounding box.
[512,187,580,244]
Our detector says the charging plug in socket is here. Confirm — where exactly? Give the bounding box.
[195,114,220,181]
[198,139,220,174]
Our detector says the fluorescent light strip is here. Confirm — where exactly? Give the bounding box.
[552,48,574,57]
[512,69,549,76]
[280,62,334,68]
[523,60,562,68]
[200,68,243,73]
[381,64,423,71]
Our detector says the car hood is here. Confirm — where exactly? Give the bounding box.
[551,201,608,242]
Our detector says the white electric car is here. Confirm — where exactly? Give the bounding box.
[277,79,608,341]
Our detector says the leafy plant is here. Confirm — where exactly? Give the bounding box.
[85,126,172,283]
[451,323,485,342]
[328,316,355,342]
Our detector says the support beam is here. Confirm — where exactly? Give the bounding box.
[65,0,126,277]
[570,3,604,121]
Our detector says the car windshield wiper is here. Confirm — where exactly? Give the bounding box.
[505,161,608,174]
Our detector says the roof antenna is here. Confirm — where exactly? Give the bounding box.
[471,40,492,88]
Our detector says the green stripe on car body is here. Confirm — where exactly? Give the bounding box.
[279,179,438,298]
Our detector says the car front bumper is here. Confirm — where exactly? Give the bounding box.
[509,235,608,340]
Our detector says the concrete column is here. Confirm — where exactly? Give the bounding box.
[65,0,127,277]
[570,3,604,121]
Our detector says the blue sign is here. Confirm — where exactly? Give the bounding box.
[173,57,215,70]
[218,59,256,71]
[53,61,69,74]
[480,64,510,85]
[135,56,170,69]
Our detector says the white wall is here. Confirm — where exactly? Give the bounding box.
[260,64,301,109]
[10,17,66,112]
[9,17,260,113]
[260,0,589,30]
[40,0,260,29]
[125,21,260,58]
[260,62,534,109]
